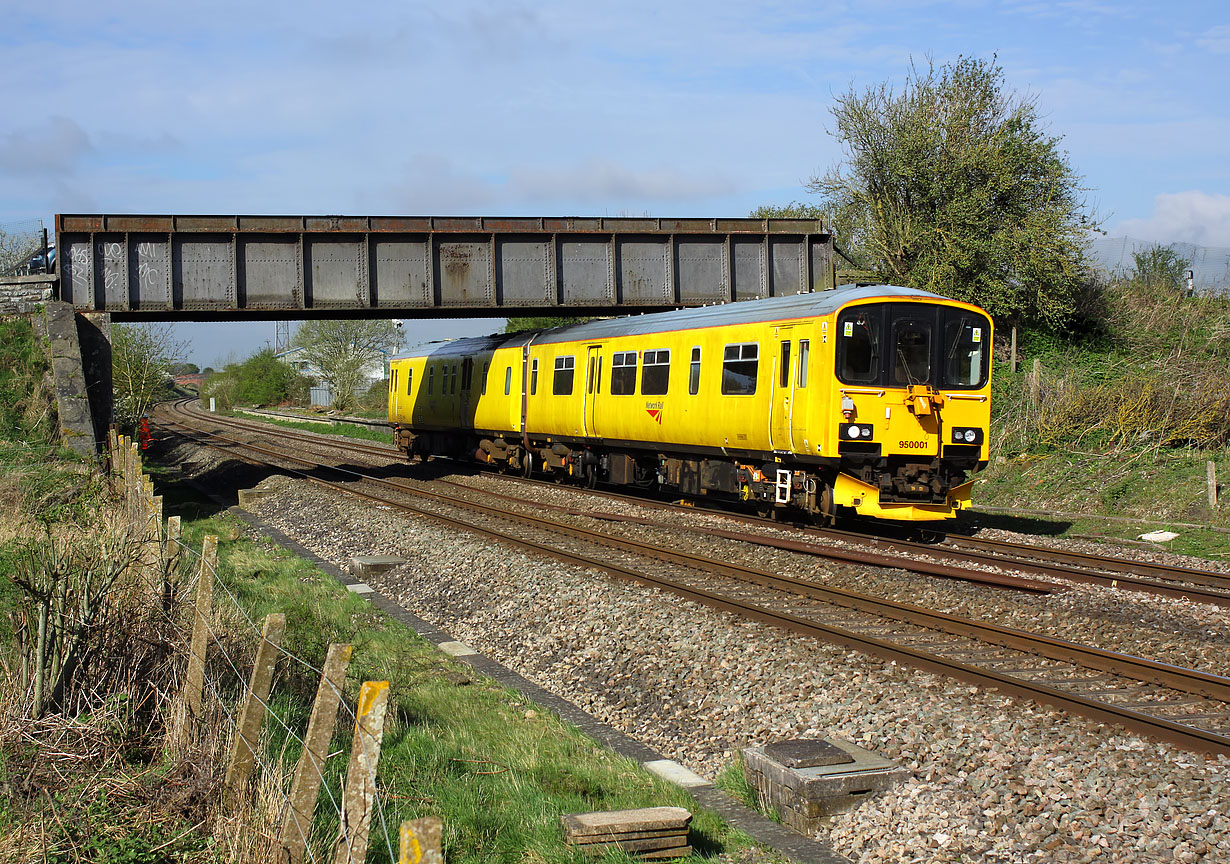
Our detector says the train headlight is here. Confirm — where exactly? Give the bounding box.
[841,423,874,440]
[951,427,983,445]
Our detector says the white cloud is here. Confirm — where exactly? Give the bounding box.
[1197,24,1230,54]
[0,116,93,176]
[1112,191,1230,247]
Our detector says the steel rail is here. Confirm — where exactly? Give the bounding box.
[941,532,1230,590]
[156,406,1230,756]
[168,398,1230,605]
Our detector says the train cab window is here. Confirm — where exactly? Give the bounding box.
[721,343,758,395]
[428,366,435,395]
[779,340,791,388]
[943,311,990,388]
[892,316,932,386]
[461,358,471,391]
[688,347,701,395]
[390,371,396,394]
[531,359,539,396]
[406,368,413,395]
[611,351,637,395]
[837,308,881,385]
[553,355,575,395]
[504,366,511,395]
[797,340,809,388]
[481,362,489,395]
[641,349,670,395]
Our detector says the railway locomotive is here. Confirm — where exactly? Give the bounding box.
[387,284,992,523]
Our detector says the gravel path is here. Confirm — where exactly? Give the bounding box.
[210,456,1230,864]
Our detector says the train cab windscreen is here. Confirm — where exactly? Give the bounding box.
[837,304,989,389]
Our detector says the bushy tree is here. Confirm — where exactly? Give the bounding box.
[232,348,309,406]
[292,319,403,412]
[1131,244,1191,291]
[503,316,591,334]
[111,323,186,432]
[807,56,1098,327]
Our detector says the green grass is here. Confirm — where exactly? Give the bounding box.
[966,448,1230,559]
[228,410,394,445]
[176,507,774,863]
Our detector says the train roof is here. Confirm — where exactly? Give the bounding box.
[535,284,950,345]
[393,284,958,359]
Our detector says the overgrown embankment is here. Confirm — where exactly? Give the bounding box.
[0,314,770,863]
[971,276,1230,550]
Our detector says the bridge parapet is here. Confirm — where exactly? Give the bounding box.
[56,214,834,320]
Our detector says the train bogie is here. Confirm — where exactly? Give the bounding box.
[388,285,992,523]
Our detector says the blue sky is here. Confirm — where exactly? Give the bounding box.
[3,0,1228,366]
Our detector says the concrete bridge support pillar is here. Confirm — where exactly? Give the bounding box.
[42,301,110,457]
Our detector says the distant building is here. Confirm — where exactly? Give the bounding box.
[273,347,387,384]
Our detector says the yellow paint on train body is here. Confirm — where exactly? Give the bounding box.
[387,285,993,523]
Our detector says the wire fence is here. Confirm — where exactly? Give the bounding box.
[1,218,46,276]
[1089,234,1230,292]
[104,432,412,864]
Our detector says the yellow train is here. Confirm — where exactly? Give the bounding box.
[387,284,992,523]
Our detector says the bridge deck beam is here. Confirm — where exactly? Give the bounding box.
[56,214,834,319]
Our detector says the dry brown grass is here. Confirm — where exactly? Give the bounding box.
[0,492,299,864]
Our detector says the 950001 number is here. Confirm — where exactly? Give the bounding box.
[898,440,929,449]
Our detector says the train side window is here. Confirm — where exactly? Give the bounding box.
[779,340,791,388]
[531,358,538,396]
[837,308,881,385]
[451,364,458,395]
[461,358,471,391]
[553,355,575,395]
[406,368,413,395]
[721,343,758,395]
[942,310,989,388]
[611,351,637,395]
[688,347,701,395]
[797,340,809,388]
[504,366,511,395]
[641,349,670,395]
[428,366,435,395]
[481,362,488,395]
[389,371,396,394]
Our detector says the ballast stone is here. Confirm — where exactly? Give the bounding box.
[744,738,908,835]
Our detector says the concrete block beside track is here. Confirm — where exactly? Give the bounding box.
[743,738,908,835]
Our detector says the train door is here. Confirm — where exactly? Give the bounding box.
[583,344,602,437]
[770,325,811,451]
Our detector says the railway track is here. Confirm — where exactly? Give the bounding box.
[163,399,1230,606]
[154,401,1230,756]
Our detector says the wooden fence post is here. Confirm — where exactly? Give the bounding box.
[333,681,391,864]
[225,612,287,802]
[279,643,355,864]
[163,516,182,614]
[398,818,442,864]
[181,535,218,743]
[1010,325,1018,373]
[107,427,118,478]
[1210,461,1219,509]
[1029,357,1041,406]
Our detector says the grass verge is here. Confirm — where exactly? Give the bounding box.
[177,505,772,862]
[228,408,394,445]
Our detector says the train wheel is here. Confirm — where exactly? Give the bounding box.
[585,464,599,489]
[816,482,837,527]
[521,451,534,478]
